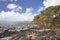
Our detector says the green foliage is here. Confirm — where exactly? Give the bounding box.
[33,5,60,29]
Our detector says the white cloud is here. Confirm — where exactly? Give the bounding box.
[7,3,22,12]
[12,6,22,12]
[7,3,22,10]
[0,8,37,21]
[7,4,17,9]
[26,8,33,13]
[43,0,60,8]
[0,3,38,22]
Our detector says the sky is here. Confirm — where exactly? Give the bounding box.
[0,0,60,22]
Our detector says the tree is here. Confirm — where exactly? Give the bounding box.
[33,5,60,29]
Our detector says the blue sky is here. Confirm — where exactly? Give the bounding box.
[0,0,44,13]
[0,0,60,21]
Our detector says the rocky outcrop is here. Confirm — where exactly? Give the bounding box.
[10,28,60,40]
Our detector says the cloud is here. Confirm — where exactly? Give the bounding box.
[26,8,33,13]
[7,3,22,12]
[5,3,36,21]
[0,3,38,22]
[7,4,17,9]
[7,3,22,10]
[43,0,60,8]
[0,8,37,21]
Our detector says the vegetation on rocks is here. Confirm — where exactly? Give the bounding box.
[33,5,60,29]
